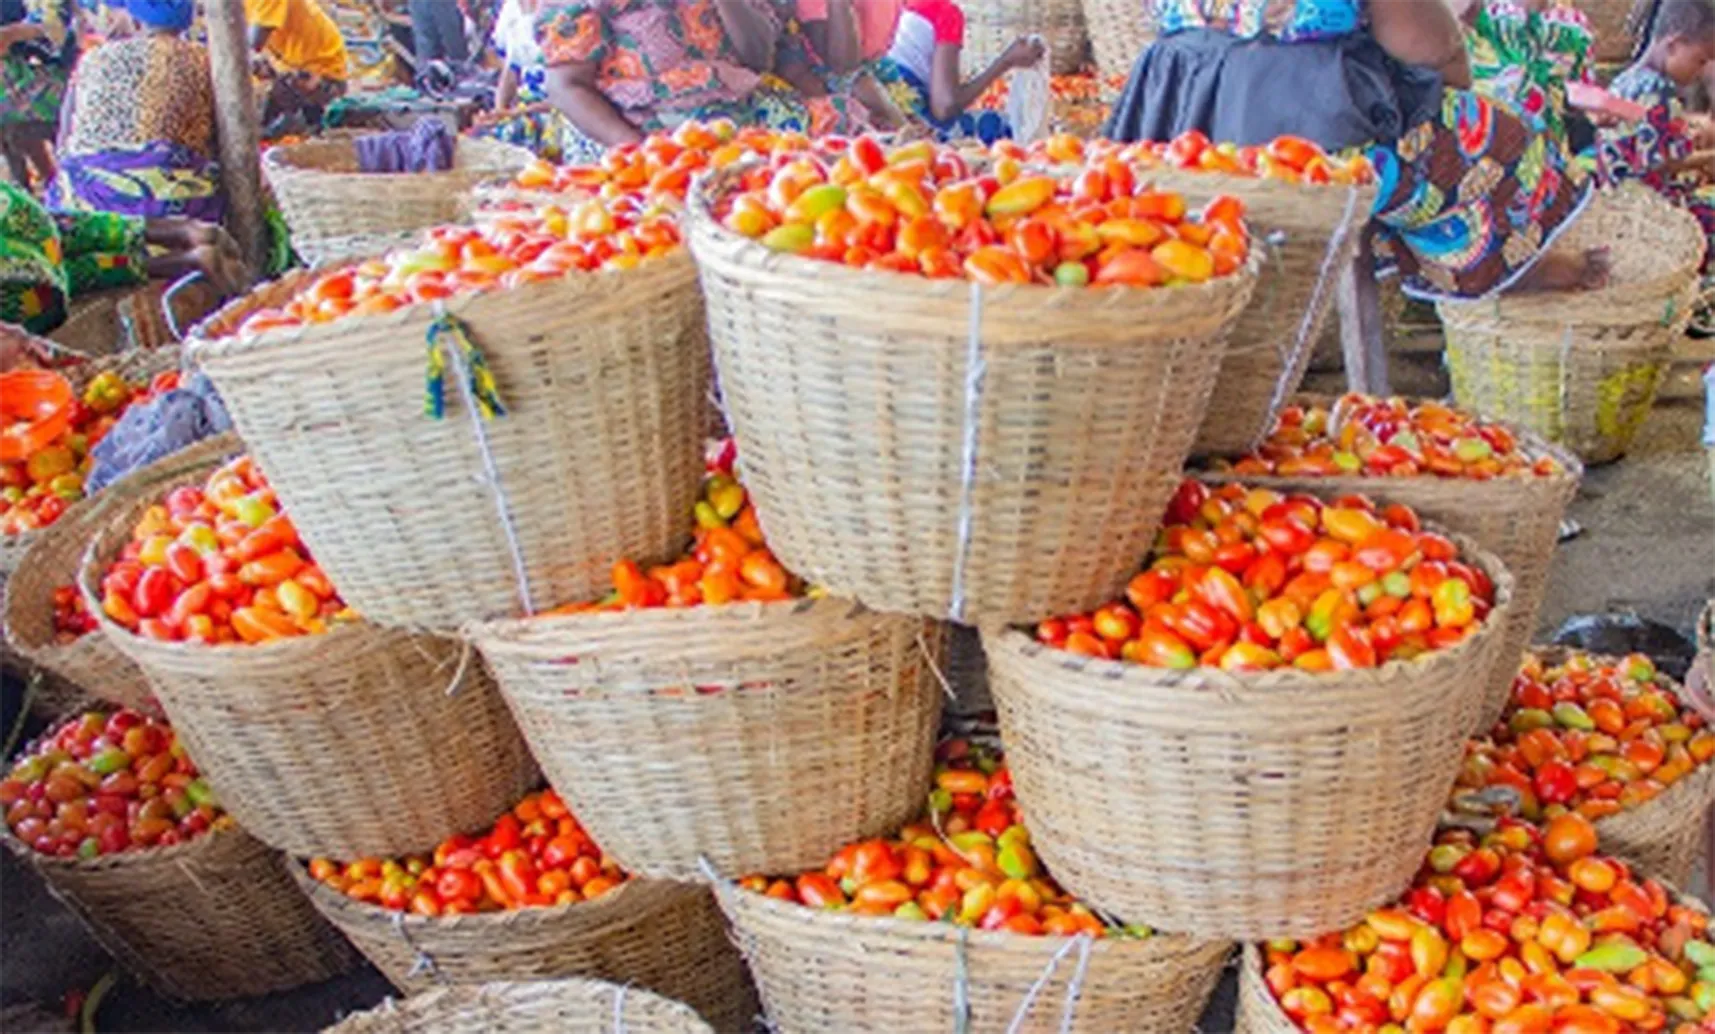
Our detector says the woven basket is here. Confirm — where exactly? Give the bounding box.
[263,136,533,267]
[1438,185,1704,465]
[324,980,715,1034]
[1124,173,1378,457]
[75,437,539,859]
[188,255,709,632]
[297,870,756,1031]
[2,818,353,1001]
[962,0,1088,77]
[944,622,993,715]
[471,597,943,879]
[716,883,1231,1034]
[1577,0,1641,65]
[688,166,1257,626]
[1202,403,1582,733]
[1082,0,1157,82]
[985,531,1513,940]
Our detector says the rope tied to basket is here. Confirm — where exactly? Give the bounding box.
[948,282,990,624]
[952,923,971,1034]
[610,981,631,1034]
[390,909,441,981]
[427,303,537,616]
[1004,932,1094,1034]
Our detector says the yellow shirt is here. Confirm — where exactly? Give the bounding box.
[245,0,349,81]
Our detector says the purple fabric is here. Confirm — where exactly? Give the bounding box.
[353,118,456,174]
[87,373,231,495]
[46,141,227,222]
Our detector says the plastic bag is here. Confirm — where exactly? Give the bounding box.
[1006,37,1051,145]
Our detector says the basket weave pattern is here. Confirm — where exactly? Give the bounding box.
[1204,414,1582,733]
[719,885,1230,1034]
[189,256,710,630]
[985,535,1513,939]
[325,979,715,1034]
[77,440,540,859]
[4,823,353,1001]
[961,0,1089,77]
[473,598,943,879]
[1439,185,1704,465]
[263,137,533,267]
[1082,0,1157,81]
[689,167,1257,626]
[299,871,756,1031]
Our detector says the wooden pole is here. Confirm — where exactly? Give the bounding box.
[203,0,267,273]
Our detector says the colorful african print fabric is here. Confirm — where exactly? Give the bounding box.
[58,34,216,158]
[1465,0,1593,149]
[870,57,1012,144]
[1366,88,1595,300]
[1154,0,1361,43]
[0,182,146,334]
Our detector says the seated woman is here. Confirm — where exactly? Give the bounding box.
[535,0,869,161]
[1458,0,1596,155]
[873,0,1043,144]
[776,0,906,130]
[1105,0,1605,301]
[47,0,223,222]
[0,0,77,191]
[469,0,576,159]
[1,181,243,336]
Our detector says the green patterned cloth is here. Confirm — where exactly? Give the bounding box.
[1465,0,1594,151]
[0,182,147,334]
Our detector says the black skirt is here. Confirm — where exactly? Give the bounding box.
[1102,28,1442,153]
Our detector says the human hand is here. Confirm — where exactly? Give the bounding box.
[1002,36,1047,71]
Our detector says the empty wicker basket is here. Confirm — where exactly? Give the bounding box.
[298,870,755,1032]
[1439,184,1705,465]
[689,165,1257,626]
[962,0,1089,77]
[324,980,714,1034]
[264,136,532,267]
[717,883,1230,1034]
[985,532,1513,940]
[471,598,943,879]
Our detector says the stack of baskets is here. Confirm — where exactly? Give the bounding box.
[1439,184,1706,465]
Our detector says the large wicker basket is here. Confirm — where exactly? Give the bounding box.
[1128,174,1378,457]
[471,598,943,880]
[688,166,1257,626]
[3,819,353,1001]
[75,438,539,859]
[962,0,1089,77]
[1082,0,1157,82]
[1439,185,1705,465]
[297,870,756,1032]
[1577,0,1642,65]
[263,136,532,267]
[188,255,709,631]
[717,883,1230,1034]
[1202,407,1582,733]
[985,532,1513,940]
[324,980,715,1034]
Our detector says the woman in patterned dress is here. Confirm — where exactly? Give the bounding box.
[1459,0,1596,155]
[1103,0,1606,301]
[0,0,76,190]
[534,0,869,159]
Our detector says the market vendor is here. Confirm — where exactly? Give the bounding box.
[0,181,244,336]
[1104,0,1608,302]
[245,0,351,132]
[535,0,869,161]
[0,0,77,191]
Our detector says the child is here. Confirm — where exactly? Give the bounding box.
[871,0,1043,143]
[1596,0,1715,262]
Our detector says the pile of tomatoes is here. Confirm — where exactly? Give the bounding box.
[718,136,1249,288]
[95,454,352,644]
[545,438,802,614]
[2,370,179,537]
[740,739,1143,938]
[1029,131,1374,186]
[1036,481,1496,671]
[0,709,228,858]
[511,119,817,200]
[1453,651,1715,824]
[1210,396,1564,481]
[308,790,626,915]
[1264,813,1715,1033]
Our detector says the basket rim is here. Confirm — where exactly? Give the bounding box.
[686,163,1265,316]
[261,135,532,181]
[289,856,674,932]
[984,522,1513,696]
[326,979,715,1034]
[467,594,878,650]
[718,879,1225,956]
[183,247,696,360]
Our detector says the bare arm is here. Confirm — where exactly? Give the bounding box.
[713,0,775,73]
[776,58,829,98]
[927,37,1039,123]
[495,63,519,110]
[0,22,46,49]
[544,61,643,147]
[818,0,861,74]
[1369,0,1472,89]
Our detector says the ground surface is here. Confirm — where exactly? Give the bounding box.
[1,357,1710,1034]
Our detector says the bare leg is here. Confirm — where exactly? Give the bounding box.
[0,126,30,187]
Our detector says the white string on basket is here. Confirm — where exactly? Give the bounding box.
[1003,933,1090,1034]
[952,924,972,1034]
[611,981,631,1034]
[432,301,537,617]
[917,629,958,703]
[947,282,989,624]
[1058,934,1094,1034]
[391,910,440,980]
[1262,184,1367,441]
[1006,39,1051,145]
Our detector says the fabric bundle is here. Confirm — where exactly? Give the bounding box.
[352,117,455,174]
